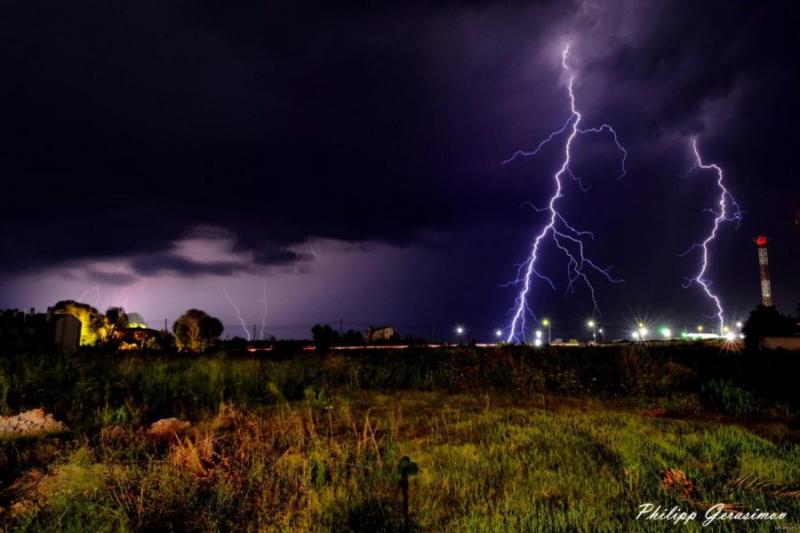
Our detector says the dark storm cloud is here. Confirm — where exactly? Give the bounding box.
[84,269,140,286]
[129,253,247,277]
[1,0,797,321]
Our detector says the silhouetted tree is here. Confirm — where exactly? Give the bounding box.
[104,306,129,342]
[742,305,796,350]
[311,324,340,352]
[155,329,176,351]
[342,329,364,345]
[173,309,224,350]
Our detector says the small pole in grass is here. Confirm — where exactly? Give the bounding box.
[398,456,418,532]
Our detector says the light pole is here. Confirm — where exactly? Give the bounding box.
[495,329,503,343]
[598,328,604,343]
[456,326,464,345]
[542,318,551,345]
[587,320,596,343]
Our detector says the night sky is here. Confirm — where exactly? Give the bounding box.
[1,1,798,341]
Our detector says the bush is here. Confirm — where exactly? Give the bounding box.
[701,379,760,415]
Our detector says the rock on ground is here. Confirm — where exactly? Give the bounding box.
[147,417,191,437]
[0,409,68,437]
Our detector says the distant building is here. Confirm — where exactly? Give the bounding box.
[115,327,160,350]
[0,308,81,350]
[366,326,398,343]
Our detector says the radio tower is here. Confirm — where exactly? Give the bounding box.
[755,235,773,307]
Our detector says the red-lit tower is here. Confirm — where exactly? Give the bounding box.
[755,235,773,307]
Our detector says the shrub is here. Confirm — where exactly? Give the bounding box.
[701,379,760,415]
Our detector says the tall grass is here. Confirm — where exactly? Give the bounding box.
[1,345,799,531]
[3,393,800,531]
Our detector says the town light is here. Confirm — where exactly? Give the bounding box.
[496,329,503,338]
[660,327,671,338]
[534,338,543,347]
[535,330,542,339]
[541,318,552,344]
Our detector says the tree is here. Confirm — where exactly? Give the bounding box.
[342,329,364,345]
[53,300,108,346]
[742,305,797,350]
[173,309,224,350]
[311,324,340,352]
[127,312,147,328]
[105,307,129,341]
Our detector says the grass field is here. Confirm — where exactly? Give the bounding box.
[1,346,799,531]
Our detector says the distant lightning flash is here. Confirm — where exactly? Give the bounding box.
[78,285,100,306]
[505,46,627,343]
[221,283,251,340]
[679,139,742,332]
[260,276,268,340]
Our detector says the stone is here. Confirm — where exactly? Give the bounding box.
[0,409,68,437]
[146,417,191,437]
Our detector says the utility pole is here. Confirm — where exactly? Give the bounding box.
[253,324,256,341]
[339,319,343,341]
[165,318,167,332]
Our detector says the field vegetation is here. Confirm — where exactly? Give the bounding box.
[1,343,799,531]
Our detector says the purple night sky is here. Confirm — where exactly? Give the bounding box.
[1,1,798,340]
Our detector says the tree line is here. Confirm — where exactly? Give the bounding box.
[52,301,223,350]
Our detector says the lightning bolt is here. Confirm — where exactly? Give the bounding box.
[260,276,268,340]
[505,46,627,343]
[221,283,251,340]
[679,138,742,333]
[77,285,100,306]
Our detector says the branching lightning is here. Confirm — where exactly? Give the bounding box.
[679,138,742,332]
[505,46,627,343]
[78,285,101,306]
[221,283,251,340]
[260,276,268,340]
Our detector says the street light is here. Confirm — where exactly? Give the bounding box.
[495,329,503,341]
[587,320,597,343]
[542,318,551,345]
[638,326,648,340]
[535,330,542,340]
[456,326,465,345]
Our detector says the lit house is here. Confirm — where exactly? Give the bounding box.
[366,326,398,343]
